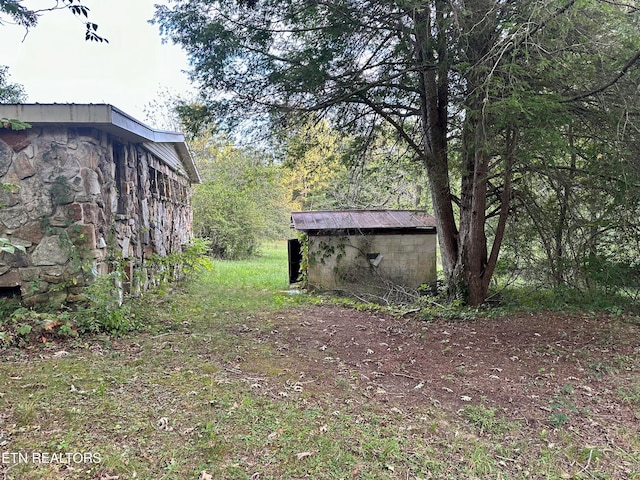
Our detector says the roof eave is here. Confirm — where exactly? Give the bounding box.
[174,141,201,184]
[0,103,201,184]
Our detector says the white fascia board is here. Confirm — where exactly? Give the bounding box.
[0,103,200,183]
[0,103,183,142]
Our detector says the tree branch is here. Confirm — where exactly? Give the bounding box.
[562,50,640,103]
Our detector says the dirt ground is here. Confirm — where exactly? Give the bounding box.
[3,302,640,478]
[252,305,640,448]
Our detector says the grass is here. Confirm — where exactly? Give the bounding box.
[0,240,639,479]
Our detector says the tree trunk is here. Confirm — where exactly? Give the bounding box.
[415,1,510,306]
[414,2,459,284]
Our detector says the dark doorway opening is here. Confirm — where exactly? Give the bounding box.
[287,239,302,284]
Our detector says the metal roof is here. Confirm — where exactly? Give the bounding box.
[143,142,191,179]
[0,103,200,183]
[291,210,437,233]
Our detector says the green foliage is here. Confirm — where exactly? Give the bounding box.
[497,285,637,314]
[176,237,214,281]
[0,117,30,130]
[0,269,135,339]
[0,236,26,254]
[278,117,428,211]
[0,65,27,103]
[0,306,78,347]
[50,175,75,205]
[548,384,583,428]
[461,405,515,436]
[0,239,215,343]
[190,134,290,259]
[76,272,137,334]
[417,297,483,322]
[146,238,214,286]
[156,0,640,305]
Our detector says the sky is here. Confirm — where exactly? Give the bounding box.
[0,0,196,128]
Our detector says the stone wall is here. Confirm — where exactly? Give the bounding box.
[307,232,437,293]
[0,126,193,305]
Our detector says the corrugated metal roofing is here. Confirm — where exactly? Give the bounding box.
[143,142,187,177]
[291,210,437,232]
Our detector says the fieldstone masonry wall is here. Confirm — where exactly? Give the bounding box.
[307,232,437,292]
[0,126,192,305]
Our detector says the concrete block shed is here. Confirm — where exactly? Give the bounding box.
[0,103,200,305]
[289,210,437,293]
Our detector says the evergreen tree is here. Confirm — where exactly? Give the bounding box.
[155,0,640,304]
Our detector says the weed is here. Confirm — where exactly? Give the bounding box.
[0,307,78,346]
[15,400,38,426]
[461,404,515,435]
[75,271,137,334]
[547,384,586,428]
[618,384,640,405]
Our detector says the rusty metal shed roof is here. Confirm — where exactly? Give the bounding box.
[291,210,437,233]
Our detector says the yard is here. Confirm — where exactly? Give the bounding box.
[1,241,639,479]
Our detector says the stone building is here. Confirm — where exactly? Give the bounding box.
[0,103,200,305]
[289,210,437,293]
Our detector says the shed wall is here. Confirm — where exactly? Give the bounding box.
[307,233,436,292]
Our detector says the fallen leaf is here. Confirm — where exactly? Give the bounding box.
[199,471,212,480]
[44,320,62,331]
[296,451,317,460]
[157,417,173,431]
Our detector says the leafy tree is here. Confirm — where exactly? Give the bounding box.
[279,117,429,210]
[0,0,107,42]
[500,79,640,296]
[489,2,640,298]
[155,0,640,305]
[0,65,27,102]
[278,118,347,210]
[190,131,290,259]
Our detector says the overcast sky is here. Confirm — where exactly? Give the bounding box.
[0,0,195,128]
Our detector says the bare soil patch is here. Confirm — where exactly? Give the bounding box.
[254,305,640,450]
